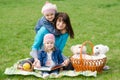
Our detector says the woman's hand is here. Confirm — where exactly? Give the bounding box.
[33,58,41,68]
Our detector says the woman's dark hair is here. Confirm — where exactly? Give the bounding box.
[54,12,74,38]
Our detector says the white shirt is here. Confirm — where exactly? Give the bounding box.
[46,52,55,67]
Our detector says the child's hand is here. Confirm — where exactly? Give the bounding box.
[33,58,41,68]
[62,59,70,66]
[35,61,41,68]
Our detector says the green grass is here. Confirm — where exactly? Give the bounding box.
[0,0,120,80]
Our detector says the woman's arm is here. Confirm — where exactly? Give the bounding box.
[32,27,49,50]
[30,27,49,58]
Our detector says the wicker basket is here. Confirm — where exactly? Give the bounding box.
[70,41,107,73]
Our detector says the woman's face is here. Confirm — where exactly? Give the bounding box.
[56,17,66,31]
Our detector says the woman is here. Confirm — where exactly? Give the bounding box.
[30,12,74,68]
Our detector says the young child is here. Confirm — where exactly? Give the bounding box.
[37,33,64,78]
[35,1,61,35]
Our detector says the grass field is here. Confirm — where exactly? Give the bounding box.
[0,0,120,80]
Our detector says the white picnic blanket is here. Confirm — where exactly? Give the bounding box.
[4,58,97,79]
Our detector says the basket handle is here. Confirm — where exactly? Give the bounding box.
[80,41,94,60]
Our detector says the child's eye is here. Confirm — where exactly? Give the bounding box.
[46,42,49,44]
[50,42,54,44]
[46,14,49,16]
[50,13,54,16]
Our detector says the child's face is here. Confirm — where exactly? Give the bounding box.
[44,41,54,50]
[56,17,66,31]
[44,12,55,22]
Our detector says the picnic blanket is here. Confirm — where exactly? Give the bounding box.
[4,58,97,79]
